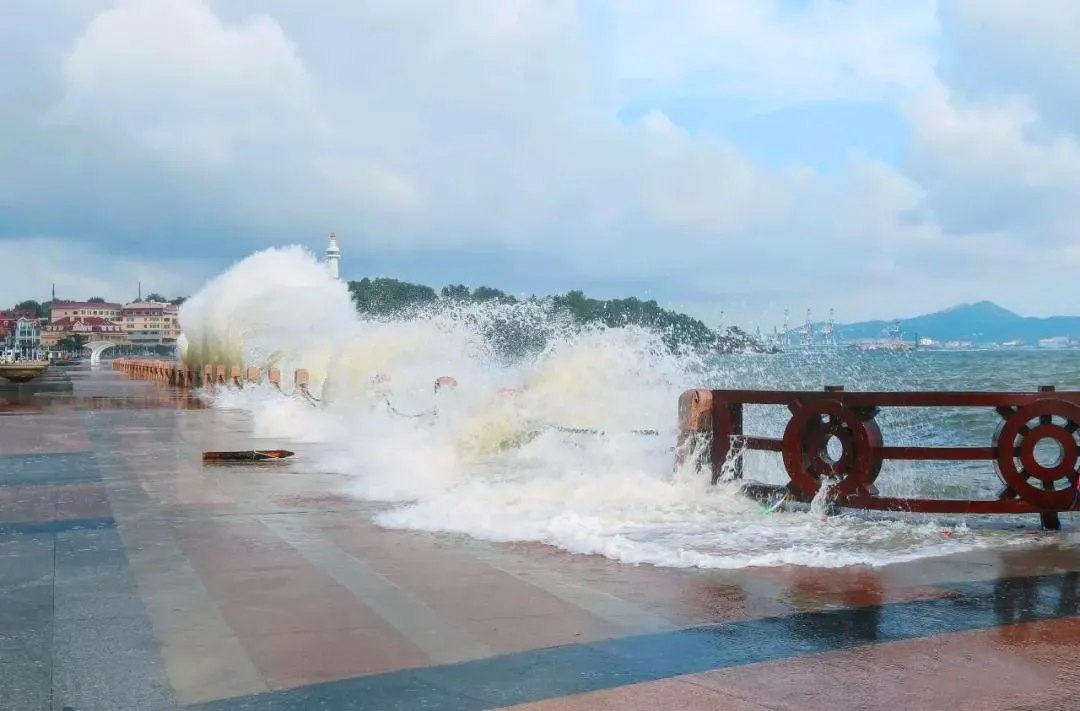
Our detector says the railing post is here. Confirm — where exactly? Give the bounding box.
[294,369,310,397]
[1037,385,1061,531]
[675,389,713,475]
[711,397,744,484]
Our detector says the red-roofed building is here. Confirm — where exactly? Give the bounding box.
[42,316,130,350]
[51,301,123,322]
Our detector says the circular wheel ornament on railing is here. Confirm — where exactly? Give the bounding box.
[993,400,1080,510]
[782,399,882,498]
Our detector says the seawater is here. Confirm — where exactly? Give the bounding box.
[180,246,1078,569]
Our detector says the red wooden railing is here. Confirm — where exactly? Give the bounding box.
[677,385,1080,530]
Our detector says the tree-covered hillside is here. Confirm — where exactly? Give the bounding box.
[346,277,772,356]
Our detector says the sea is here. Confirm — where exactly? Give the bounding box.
[178,246,1080,570]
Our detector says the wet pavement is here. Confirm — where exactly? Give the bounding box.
[1,365,1079,710]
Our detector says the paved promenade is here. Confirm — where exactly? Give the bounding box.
[1,365,1079,710]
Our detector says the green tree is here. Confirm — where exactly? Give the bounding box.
[87,296,106,303]
[345,277,771,356]
[145,292,167,302]
[14,299,45,318]
[441,284,471,300]
[169,296,187,306]
[57,333,89,354]
[349,278,438,315]
[471,286,516,303]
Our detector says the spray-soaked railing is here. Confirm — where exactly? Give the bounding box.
[676,386,1080,530]
[112,359,663,435]
[112,358,320,403]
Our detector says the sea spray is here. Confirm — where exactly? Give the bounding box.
[185,246,1043,568]
[179,245,357,384]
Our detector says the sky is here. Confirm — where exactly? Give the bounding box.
[1,0,1078,330]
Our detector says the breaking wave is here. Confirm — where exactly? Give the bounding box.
[179,246,1041,568]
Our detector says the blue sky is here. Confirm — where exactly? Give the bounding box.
[1,0,1079,328]
[617,100,911,174]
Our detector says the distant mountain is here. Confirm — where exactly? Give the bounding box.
[833,301,1080,344]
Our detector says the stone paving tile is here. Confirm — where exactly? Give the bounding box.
[461,539,822,626]
[494,678,775,711]
[191,576,1080,711]
[123,449,236,510]
[52,616,175,711]
[683,617,1080,711]
[312,513,629,655]
[0,516,115,536]
[0,482,112,525]
[169,512,434,689]
[85,426,268,706]
[51,527,176,711]
[259,513,494,664]
[0,451,102,486]
[0,485,55,523]
[56,481,112,520]
[0,412,92,455]
[246,626,434,691]
[745,564,959,613]
[0,532,54,710]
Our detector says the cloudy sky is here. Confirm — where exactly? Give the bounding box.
[1,0,1076,328]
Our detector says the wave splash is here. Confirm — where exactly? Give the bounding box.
[181,246,1037,568]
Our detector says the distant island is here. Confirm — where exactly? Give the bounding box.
[347,278,773,356]
[835,301,1080,345]
[4,283,772,357]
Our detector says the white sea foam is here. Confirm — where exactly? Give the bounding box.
[182,246,1041,569]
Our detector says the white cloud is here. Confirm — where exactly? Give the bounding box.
[2,0,1080,324]
[905,84,1080,190]
[898,80,1080,248]
[940,0,1080,131]
[53,0,321,169]
[0,238,213,307]
[594,0,939,108]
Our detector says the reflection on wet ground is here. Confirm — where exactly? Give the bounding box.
[0,364,1078,710]
[0,392,207,413]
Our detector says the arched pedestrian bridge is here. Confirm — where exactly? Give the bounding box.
[86,341,119,365]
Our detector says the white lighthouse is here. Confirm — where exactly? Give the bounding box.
[325,231,341,280]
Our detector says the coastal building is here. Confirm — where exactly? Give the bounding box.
[326,232,341,280]
[0,317,43,357]
[121,300,180,350]
[51,300,123,321]
[41,316,130,350]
